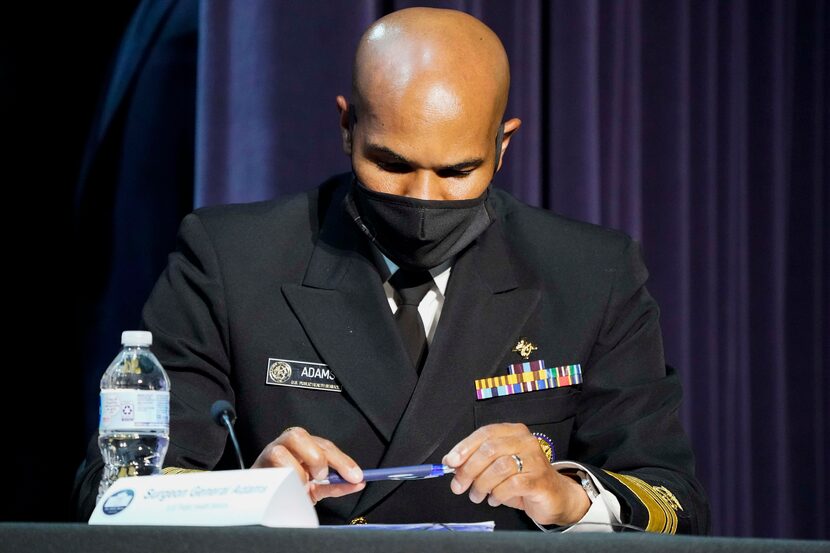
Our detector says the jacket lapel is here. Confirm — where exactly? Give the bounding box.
[282,185,416,442]
[352,220,541,516]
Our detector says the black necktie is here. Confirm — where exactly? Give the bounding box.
[389,269,433,374]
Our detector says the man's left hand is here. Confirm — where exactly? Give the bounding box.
[442,423,591,526]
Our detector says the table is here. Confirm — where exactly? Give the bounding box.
[2,524,826,553]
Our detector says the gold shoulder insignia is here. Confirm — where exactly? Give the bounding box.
[604,471,680,534]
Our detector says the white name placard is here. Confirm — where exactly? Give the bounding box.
[89,468,318,528]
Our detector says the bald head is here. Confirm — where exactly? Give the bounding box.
[353,8,510,128]
[337,8,520,200]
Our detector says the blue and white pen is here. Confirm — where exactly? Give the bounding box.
[314,464,455,485]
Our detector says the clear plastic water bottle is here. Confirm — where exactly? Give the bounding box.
[97,331,170,501]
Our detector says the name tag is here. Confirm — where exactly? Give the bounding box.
[89,468,318,527]
[265,358,342,392]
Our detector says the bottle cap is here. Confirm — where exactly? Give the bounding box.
[121,330,153,347]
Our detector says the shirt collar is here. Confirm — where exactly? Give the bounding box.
[379,252,452,297]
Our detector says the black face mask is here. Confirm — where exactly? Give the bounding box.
[345,178,494,270]
[344,108,503,270]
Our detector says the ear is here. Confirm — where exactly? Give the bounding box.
[496,118,522,172]
[335,95,352,155]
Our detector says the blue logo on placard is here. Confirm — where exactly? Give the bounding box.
[102,489,135,515]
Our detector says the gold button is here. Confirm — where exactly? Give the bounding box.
[349,516,367,525]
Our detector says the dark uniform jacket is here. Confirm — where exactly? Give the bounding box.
[75,174,709,533]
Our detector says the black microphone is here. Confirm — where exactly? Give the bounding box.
[210,400,245,470]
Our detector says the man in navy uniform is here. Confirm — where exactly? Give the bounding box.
[76,8,708,533]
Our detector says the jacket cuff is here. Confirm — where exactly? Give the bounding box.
[595,469,684,534]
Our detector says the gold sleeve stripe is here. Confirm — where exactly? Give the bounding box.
[604,471,679,534]
[625,473,677,534]
[162,467,206,475]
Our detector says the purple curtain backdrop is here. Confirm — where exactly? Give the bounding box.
[197,0,829,539]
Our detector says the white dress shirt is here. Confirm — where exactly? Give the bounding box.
[381,254,621,532]
[381,258,451,345]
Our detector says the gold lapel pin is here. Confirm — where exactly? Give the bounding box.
[512,338,538,360]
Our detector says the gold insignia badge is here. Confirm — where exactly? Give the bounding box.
[537,438,553,463]
[653,486,683,512]
[349,517,367,525]
[532,432,555,463]
[268,361,292,384]
[512,338,538,359]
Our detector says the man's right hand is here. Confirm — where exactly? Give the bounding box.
[251,426,365,504]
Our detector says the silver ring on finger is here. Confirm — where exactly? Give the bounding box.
[511,454,523,474]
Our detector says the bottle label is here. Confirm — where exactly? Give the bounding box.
[100,390,170,432]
